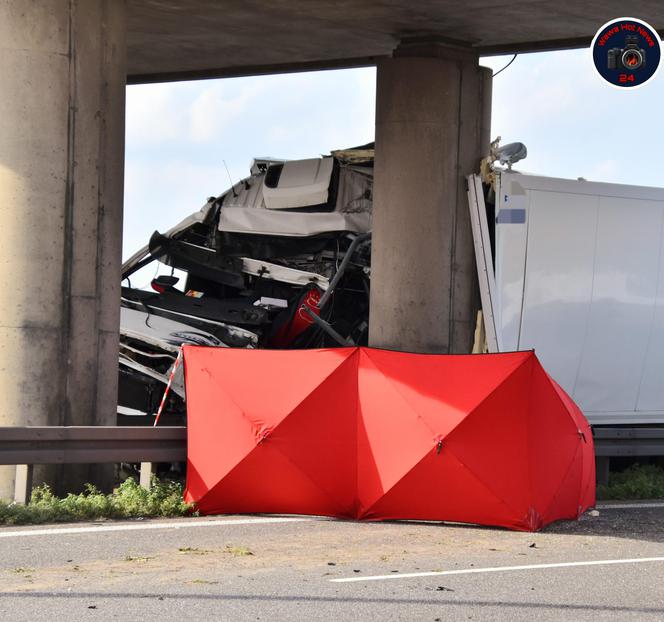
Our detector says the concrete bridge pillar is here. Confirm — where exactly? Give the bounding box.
[0,0,126,496]
[369,41,492,353]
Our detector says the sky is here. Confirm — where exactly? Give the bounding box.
[123,47,664,260]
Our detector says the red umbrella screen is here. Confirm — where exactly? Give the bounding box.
[183,347,594,531]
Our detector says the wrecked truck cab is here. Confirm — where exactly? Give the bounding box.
[118,146,374,425]
[118,306,226,426]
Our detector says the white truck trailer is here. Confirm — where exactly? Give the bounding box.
[468,170,664,429]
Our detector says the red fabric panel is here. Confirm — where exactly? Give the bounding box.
[440,355,533,525]
[183,347,357,511]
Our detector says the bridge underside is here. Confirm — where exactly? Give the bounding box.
[126,1,664,82]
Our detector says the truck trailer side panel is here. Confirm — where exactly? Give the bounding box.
[482,172,664,425]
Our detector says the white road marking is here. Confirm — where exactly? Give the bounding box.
[596,502,664,509]
[0,516,314,539]
[331,557,664,583]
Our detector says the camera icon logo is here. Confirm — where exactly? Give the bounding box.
[607,35,646,70]
[591,18,661,88]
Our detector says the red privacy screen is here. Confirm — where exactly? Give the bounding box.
[182,347,595,531]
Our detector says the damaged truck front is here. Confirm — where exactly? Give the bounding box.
[119,147,374,425]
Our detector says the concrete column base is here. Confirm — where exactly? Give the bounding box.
[0,0,126,498]
[369,41,492,353]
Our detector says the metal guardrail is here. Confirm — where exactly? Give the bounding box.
[1,425,662,501]
[593,427,664,486]
[593,427,664,457]
[2,426,659,462]
[0,426,187,504]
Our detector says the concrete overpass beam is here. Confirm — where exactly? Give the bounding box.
[0,0,126,497]
[369,42,492,353]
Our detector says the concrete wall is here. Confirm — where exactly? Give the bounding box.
[369,43,492,353]
[0,0,126,497]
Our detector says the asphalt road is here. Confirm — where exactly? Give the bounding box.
[0,503,663,621]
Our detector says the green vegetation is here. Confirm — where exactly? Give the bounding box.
[178,547,211,555]
[597,463,664,500]
[224,545,254,557]
[0,477,193,525]
[123,554,155,563]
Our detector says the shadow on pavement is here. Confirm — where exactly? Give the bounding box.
[0,591,662,615]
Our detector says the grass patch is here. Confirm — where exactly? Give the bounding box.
[224,545,254,557]
[597,464,664,500]
[178,547,211,555]
[0,477,193,525]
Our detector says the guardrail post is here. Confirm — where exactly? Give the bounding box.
[595,456,610,487]
[14,464,34,504]
[140,462,153,490]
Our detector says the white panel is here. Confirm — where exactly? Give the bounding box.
[498,172,664,202]
[518,191,598,395]
[634,207,664,411]
[241,258,330,290]
[466,175,499,352]
[494,172,664,424]
[494,174,528,351]
[582,410,664,424]
[218,207,371,237]
[263,158,333,209]
[574,198,663,412]
[222,176,264,208]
